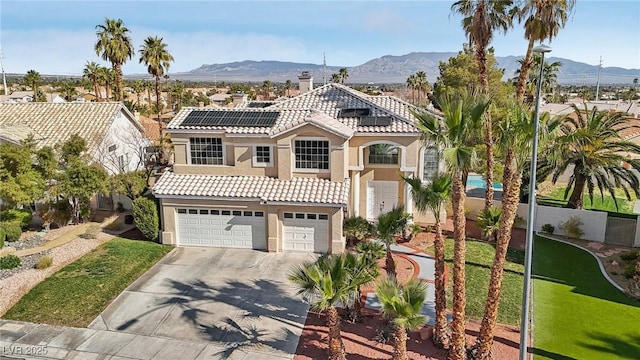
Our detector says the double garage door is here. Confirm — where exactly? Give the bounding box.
[176,209,330,253]
[176,208,267,249]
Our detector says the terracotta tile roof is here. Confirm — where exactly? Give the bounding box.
[138,114,167,143]
[0,102,143,149]
[167,83,432,136]
[153,172,350,206]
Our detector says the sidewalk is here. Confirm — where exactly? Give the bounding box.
[363,243,450,326]
[0,319,281,360]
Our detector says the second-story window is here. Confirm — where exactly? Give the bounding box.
[253,145,272,167]
[423,146,439,182]
[190,137,223,165]
[294,139,329,170]
[368,144,398,165]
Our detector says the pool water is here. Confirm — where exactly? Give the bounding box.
[467,174,503,190]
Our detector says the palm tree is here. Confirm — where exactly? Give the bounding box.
[284,79,292,97]
[349,248,381,322]
[513,54,562,103]
[343,216,373,246]
[514,0,576,102]
[289,254,361,360]
[375,207,406,278]
[95,18,134,101]
[403,173,452,348]
[476,206,502,242]
[413,90,489,360]
[472,103,540,359]
[96,66,114,101]
[132,80,145,107]
[261,80,272,100]
[376,278,427,360]
[58,82,78,101]
[83,61,101,101]
[139,36,174,134]
[338,67,349,84]
[415,71,429,104]
[331,73,341,83]
[451,0,514,212]
[543,104,640,209]
[406,74,417,104]
[24,70,41,102]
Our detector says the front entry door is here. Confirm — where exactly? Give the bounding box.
[366,181,398,220]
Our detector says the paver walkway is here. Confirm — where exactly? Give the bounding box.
[364,243,449,326]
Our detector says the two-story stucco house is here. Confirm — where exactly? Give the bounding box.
[153,78,441,253]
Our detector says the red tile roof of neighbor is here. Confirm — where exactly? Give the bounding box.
[138,114,167,143]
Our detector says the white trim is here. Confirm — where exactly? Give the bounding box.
[226,133,270,138]
[153,194,262,201]
[252,144,274,167]
[538,235,626,293]
[264,201,346,208]
[355,132,420,137]
[357,139,407,170]
[292,136,331,172]
[270,119,353,140]
[187,136,226,166]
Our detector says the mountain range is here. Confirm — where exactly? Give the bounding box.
[174,52,639,85]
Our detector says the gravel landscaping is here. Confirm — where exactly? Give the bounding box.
[0,250,52,280]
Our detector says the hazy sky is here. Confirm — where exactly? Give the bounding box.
[1,0,639,75]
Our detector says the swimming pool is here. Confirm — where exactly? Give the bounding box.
[467,174,503,190]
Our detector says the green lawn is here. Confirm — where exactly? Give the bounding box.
[441,239,525,326]
[533,236,640,359]
[539,187,635,214]
[3,238,172,327]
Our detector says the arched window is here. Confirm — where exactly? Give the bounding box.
[368,144,398,164]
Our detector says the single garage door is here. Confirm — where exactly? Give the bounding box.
[282,212,329,253]
[176,208,266,249]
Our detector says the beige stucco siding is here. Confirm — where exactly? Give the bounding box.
[159,197,344,253]
[348,135,420,169]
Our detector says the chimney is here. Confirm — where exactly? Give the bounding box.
[231,92,248,107]
[198,101,205,108]
[298,71,313,94]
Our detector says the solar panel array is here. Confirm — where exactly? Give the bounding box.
[181,110,280,127]
[338,108,371,118]
[358,116,392,126]
[246,102,275,108]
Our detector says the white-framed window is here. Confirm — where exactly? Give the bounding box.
[117,153,129,173]
[422,146,439,182]
[252,145,273,167]
[368,144,398,165]
[294,138,330,170]
[190,137,224,165]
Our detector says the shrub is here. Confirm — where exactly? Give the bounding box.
[79,202,91,223]
[0,222,22,242]
[343,216,374,246]
[620,250,639,262]
[623,264,636,279]
[79,224,102,239]
[477,207,501,242]
[0,254,21,270]
[35,255,53,269]
[0,227,5,249]
[132,197,159,242]
[558,216,584,239]
[52,200,72,227]
[0,209,33,229]
[541,223,555,234]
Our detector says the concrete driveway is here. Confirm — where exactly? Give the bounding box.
[89,247,316,359]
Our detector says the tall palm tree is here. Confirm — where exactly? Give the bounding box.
[513,54,562,103]
[375,207,406,278]
[406,74,417,104]
[514,0,576,102]
[132,80,145,107]
[289,254,361,360]
[403,173,452,348]
[338,67,349,84]
[139,36,174,133]
[96,66,114,101]
[24,70,41,102]
[261,80,272,100]
[83,61,101,101]
[473,103,545,359]
[413,90,490,360]
[451,0,514,212]
[543,104,640,209]
[415,71,429,104]
[376,278,427,360]
[59,82,78,102]
[95,18,134,101]
[284,79,292,97]
[349,248,382,322]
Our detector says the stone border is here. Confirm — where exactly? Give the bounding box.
[537,234,625,292]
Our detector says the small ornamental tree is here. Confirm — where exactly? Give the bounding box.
[132,197,159,242]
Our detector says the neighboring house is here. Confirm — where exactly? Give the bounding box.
[0,91,34,103]
[0,102,149,210]
[153,76,442,254]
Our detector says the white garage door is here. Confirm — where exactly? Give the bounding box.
[176,208,266,249]
[282,212,329,253]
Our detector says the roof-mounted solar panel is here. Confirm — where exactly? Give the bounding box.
[246,102,275,108]
[338,108,371,118]
[358,116,392,126]
[181,110,280,127]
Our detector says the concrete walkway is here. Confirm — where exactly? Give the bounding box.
[0,319,285,360]
[10,224,90,257]
[364,243,449,326]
